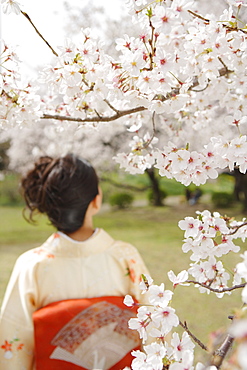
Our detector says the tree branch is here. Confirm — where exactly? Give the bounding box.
[155,64,233,103]
[42,106,146,123]
[179,320,208,351]
[187,280,246,293]
[21,11,58,57]
[188,9,247,34]
[227,221,247,236]
[188,10,210,23]
[211,334,234,368]
[41,58,233,124]
[100,176,149,192]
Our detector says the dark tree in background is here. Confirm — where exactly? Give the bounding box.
[233,168,247,212]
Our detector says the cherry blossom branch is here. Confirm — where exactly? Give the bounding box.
[42,62,232,124]
[181,314,234,368]
[21,11,58,57]
[157,65,233,102]
[211,334,234,368]
[147,18,155,71]
[227,221,247,236]
[179,320,208,351]
[187,10,210,23]
[187,280,246,293]
[42,106,146,122]
[188,9,247,34]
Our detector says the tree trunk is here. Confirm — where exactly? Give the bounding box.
[145,168,164,207]
[233,168,247,212]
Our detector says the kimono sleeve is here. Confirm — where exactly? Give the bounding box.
[0,252,39,370]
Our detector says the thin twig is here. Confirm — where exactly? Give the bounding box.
[188,10,210,23]
[94,110,101,118]
[187,280,246,293]
[21,11,58,57]
[179,320,208,351]
[142,111,156,149]
[227,221,247,236]
[104,99,120,114]
[190,83,209,92]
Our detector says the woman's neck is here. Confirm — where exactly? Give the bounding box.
[66,226,95,242]
[65,214,95,242]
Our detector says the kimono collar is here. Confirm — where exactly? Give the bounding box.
[42,228,115,257]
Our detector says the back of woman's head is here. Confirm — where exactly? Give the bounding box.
[21,154,99,233]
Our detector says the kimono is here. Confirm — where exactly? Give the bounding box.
[0,228,150,370]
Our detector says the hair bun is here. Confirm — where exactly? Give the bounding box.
[21,154,99,233]
[21,156,58,218]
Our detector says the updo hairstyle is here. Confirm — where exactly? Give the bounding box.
[21,154,99,233]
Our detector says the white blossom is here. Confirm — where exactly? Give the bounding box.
[1,0,21,14]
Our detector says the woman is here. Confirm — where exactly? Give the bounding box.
[0,154,150,370]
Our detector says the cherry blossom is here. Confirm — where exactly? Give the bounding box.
[123,294,135,307]
[169,350,194,370]
[2,0,247,368]
[139,274,154,293]
[236,251,247,281]
[151,306,179,335]
[170,332,195,362]
[167,270,189,288]
[128,305,152,342]
[1,0,21,15]
[131,350,149,370]
[143,342,167,370]
[227,0,247,6]
[148,283,173,308]
[2,0,247,187]
[178,217,201,238]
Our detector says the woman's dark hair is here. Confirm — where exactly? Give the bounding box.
[21,154,99,233]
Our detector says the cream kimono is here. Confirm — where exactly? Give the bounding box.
[0,229,150,370]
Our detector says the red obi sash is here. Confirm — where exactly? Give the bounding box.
[33,296,141,370]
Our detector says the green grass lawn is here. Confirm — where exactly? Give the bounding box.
[0,202,245,361]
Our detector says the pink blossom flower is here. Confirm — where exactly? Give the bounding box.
[169,350,194,370]
[169,150,191,171]
[212,216,229,235]
[121,50,147,77]
[131,350,148,370]
[171,332,195,361]
[129,306,152,342]
[178,217,201,238]
[151,306,179,334]
[148,283,173,307]
[124,294,135,307]
[152,7,174,33]
[144,342,167,370]
[167,270,189,288]
[139,274,154,293]
[1,0,21,15]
